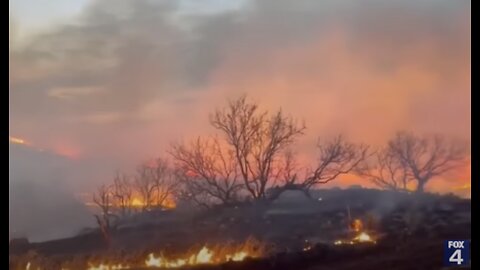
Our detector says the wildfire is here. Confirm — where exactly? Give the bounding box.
[334,231,376,245]
[145,245,255,268]
[81,194,176,210]
[226,251,248,261]
[80,238,265,270]
[130,196,176,209]
[351,219,363,232]
[353,232,374,242]
[131,198,144,207]
[87,264,130,270]
[335,219,376,245]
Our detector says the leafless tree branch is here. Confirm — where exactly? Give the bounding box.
[112,171,133,218]
[387,132,467,192]
[357,148,411,192]
[170,136,243,206]
[210,96,305,200]
[300,135,369,188]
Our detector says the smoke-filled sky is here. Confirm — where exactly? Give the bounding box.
[10,0,470,194]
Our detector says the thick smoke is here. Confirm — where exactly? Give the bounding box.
[9,0,470,241]
[9,144,94,242]
[10,0,470,163]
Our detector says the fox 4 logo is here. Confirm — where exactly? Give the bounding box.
[444,240,470,266]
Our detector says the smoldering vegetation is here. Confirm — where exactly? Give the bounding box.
[9,95,470,269]
[9,188,470,270]
[9,1,470,269]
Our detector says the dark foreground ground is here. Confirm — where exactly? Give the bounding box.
[9,189,471,270]
[126,239,470,270]
[120,221,471,270]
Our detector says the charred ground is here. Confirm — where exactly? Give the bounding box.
[9,188,471,270]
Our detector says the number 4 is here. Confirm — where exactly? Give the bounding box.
[449,249,464,265]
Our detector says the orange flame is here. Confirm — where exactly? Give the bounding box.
[82,238,264,270]
[129,196,176,209]
[87,264,130,270]
[81,193,176,210]
[353,232,375,243]
[145,245,254,268]
[334,231,376,245]
[351,219,363,232]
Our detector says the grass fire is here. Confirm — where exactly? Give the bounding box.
[13,237,266,270]
[332,219,377,246]
[10,96,470,270]
[9,0,470,268]
[333,232,376,246]
[143,243,257,268]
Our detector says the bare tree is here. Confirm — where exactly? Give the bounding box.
[266,149,307,200]
[92,184,117,246]
[279,150,299,187]
[175,174,218,209]
[112,171,134,218]
[303,136,369,189]
[170,137,243,206]
[388,132,467,193]
[357,148,411,192]
[133,158,178,212]
[148,158,178,209]
[133,164,157,212]
[268,136,369,200]
[210,96,305,200]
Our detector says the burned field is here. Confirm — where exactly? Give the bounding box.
[9,188,471,270]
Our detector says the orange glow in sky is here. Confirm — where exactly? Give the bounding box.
[9,1,470,195]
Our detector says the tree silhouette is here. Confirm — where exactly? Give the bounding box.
[210,96,305,200]
[170,137,242,207]
[387,132,467,193]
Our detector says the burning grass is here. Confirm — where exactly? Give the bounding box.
[9,190,470,270]
[144,246,245,268]
[333,219,377,246]
[87,264,130,270]
[334,231,377,246]
[11,237,267,270]
[142,237,265,268]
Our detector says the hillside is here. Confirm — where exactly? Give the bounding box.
[9,188,471,270]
